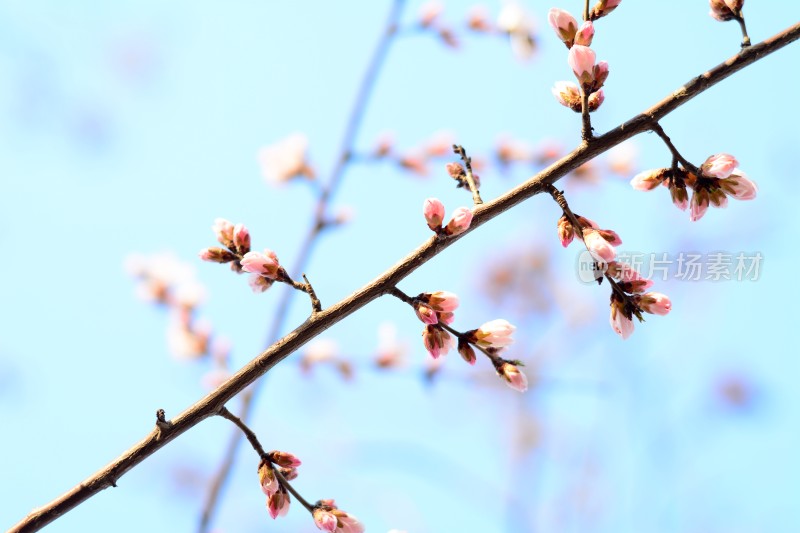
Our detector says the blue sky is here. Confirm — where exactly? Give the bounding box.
[2,1,800,532]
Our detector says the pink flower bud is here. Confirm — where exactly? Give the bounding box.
[552,81,582,112]
[690,189,710,222]
[590,0,622,20]
[720,170,757,200]
[467,6,492,32]
[557,215,575,247]
[422,325,455,358]
[591,61,609,91]
[249,274,274,293]
[639,292,672,316]
[498,362,528,392]
[444,207,473,236]
[574,21,594,47]
[597,228,622,246]
[631,168,668,191]
[670,182,689,211]
[709,187,728,208]
[426,290,459,312]
[418,1,442,28]
[267,490,290,519]
[241,249,281,279]
[588,89,605,111]
[472,319,516,349]
[269,450,302,468]
[547,8,578,46]
[233,223,250,254]
[709,0,741,21]
[457,339,476,365]
[423,197,445,231]
[701,153,738,178]
[415,303,439,325]
[609,299,634,340]
[212,218,235,248]
[568,45,596,87]
[583,228,616,262]
[199,247,237,263]
[313,509,338,532]
[258,460,279,496]
[446,162,466,179]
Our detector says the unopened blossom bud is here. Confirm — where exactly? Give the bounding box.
[278,467,298,481]
[620,278,655,294]
[269,450,302,468]
[588,89,605,111]
[418,1,442,27]
[631,168,668,191]
[498,362,528,392]
[597,228,622,246]
[258,459,279,496]
[457,338,476,365]
[701,153,738,178]
[467,6,492,32]
[591,61,609,91]
[425,291,459,312]
[574,21,594,47]
[241,249,281,279]
[471,319,516,349]
[638,292,672,315]
[583,228,616,262]
[199,247,237,263]
[268,489,291,519]
[709,0,742,22]
[576,215,599,229]
[422,325,455,358]
[720,170,757,200]
[212,218,235,248]
[415,303,439,325]
[609,297,634,339]
[709,187,728,208]
[557,215,575,247]
[444,207,473,236]
[552,81,582,112]
[423,197,445,231]
[249,274,274,293]
[690,188,710,222]
[670,182,689,211]
[446,162,466,180]
[547,8,578,46]
[313,508,338,532]
[313,501,365,533]
[233,223,251,254]
[568,45,596,87]
[590,0,622,21]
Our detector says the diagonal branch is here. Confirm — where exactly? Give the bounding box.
[9,20,800,533]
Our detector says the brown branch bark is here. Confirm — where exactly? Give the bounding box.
[9,20,800,533]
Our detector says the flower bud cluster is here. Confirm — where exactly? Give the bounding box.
[605,261,671,339]
[423,198,473,236]
[557,214,622,263]
[312,499,365,532]
[258,451,302,520]
[630,153,757,222]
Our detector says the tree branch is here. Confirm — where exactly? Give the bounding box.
[9,20,800,533]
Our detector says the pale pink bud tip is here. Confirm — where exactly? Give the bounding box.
[427,290,460,312]
[547,8,578,45]
[631,168,667,191]
[212,218,235,247]
[639,292,672,316]
[444,207,473,236]
[499,362,528,392]
[609,305,634,340]
[701,153,738,179]
[423,197,446,230]
[269,450,302,468]
[568,45,596,85]
[583,229,616,263]
[474,319,516,348]
[720,170,757,200]
[241,249,281,279]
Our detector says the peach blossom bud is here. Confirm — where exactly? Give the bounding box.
[241,249,280,279]
[609,300,634,339]
[576,215,599,229]
[709,187,728,208]
[422,325,455,358]
[199,247,237,263]
[631,168,668,191]
[279,467,298,481]
[426,291,459,312]
[591,61,609,91]
[258,133,314,185]
[590,0,622,20]
[588,89,604,111]
[621,278,655,293]
[418,1,443,27]
[313,508,338,532]
[597,228,622,246]
[249,274,274,293]
[670,182,689,211]
[557,215,574,247]
[268,490,290,519]
[701,153,738,178]
[547,8,578,46]
[334,511,364,533]
[551,81,582,112]
[415,303,439,325]
[423,197,445,230]
[639,292,672,316]
[498,362,528,392]
[574,21,594,47]
[472,319,516,349]
[720,170,757,200]
[467,6,492,32]
[444,207,473,236]
[690,189,710,222]
[233,223,250,254]
[457,339,476,365]
[709,0,741,21]
[212,218,235,248]
[258,459,279,496]
[399,154,428,176]
[269,450,302,468]
[568,45,596,87]
[446,162,466,180]
[583,229,616,262]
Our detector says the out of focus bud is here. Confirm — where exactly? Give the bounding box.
[199,247,237,263]
[498,361,528,392]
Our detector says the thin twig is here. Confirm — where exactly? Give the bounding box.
[453,144,483,205]
[9,20,800,533]
[650,122,699,174]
